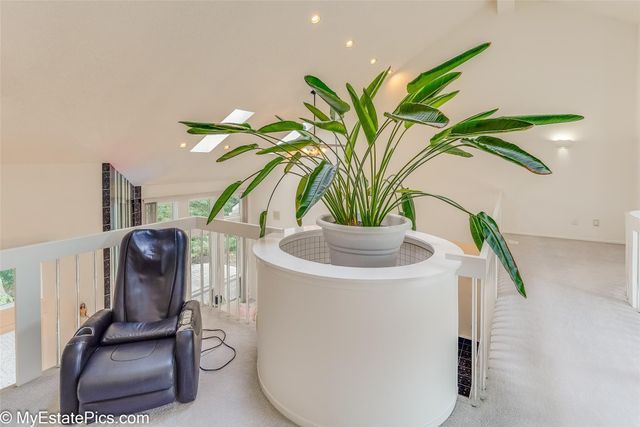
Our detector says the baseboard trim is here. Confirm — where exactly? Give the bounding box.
[504,231,624,245]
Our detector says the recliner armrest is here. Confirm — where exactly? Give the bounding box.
[175,300,202,403]
[101,316,178,345]
[60,309,113,415]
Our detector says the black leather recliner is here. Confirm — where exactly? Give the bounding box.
[60,228,202,416]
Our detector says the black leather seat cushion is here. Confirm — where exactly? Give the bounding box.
[101,316,178,345]
[77,338,175,403]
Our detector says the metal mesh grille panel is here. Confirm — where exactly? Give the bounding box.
[279,233,432,266]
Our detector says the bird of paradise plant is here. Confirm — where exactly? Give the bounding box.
[180,42,583,297]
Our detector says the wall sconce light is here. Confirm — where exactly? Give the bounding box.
[554,139,574,149]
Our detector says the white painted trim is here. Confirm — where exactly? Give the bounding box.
[625,211,640,311]
[0,216,280,385]
[504,230,624,245]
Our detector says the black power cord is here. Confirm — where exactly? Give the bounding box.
[199,328,237,372]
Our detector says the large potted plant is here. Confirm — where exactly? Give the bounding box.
[181,42,582,296]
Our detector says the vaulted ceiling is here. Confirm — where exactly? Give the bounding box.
[1,0,492,184]
[1,0,637,185]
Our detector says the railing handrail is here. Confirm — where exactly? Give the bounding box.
[0,216,281,270]
[625,210,640,311]
[446,192,503,279]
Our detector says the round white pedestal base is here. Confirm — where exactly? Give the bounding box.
[253,228,462,427]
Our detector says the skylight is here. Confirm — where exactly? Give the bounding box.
[280,122,313,144]
[190,109,254,153]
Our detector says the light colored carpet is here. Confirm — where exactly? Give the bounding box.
[443,234,640,427]
[0,331,16,389]
[1,235,638,426]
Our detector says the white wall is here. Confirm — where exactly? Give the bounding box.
[0,163,104,371]
[379,2,637,243]
[247,170,329,227]
[248,3,637,245]
[637,24,640,210]
[0,163,103,249]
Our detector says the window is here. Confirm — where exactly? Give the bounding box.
[223,194,241,220]
[189,198,211,217]
[144,201,176,224]
[157,202,175,222]
[0,269,15,306]
[189,198,212,265]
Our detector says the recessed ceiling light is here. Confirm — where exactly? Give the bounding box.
[191,109,254,153]
[345,40,354,48]
[223,145,230,150]
[179,142,187,148]
[311,14,320,24]
[370,58,377,65]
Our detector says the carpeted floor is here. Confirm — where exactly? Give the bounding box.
[1,235,638,426]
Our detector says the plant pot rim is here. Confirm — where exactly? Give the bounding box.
[316,213,411,234]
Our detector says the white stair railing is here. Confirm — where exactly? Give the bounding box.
[0,217,280,386]
[626,211,640,311]
[1,200,504,396]
[446,193,503,405]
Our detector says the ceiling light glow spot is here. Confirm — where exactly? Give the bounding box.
[345,40,354,48]
[179,142,187,148]
[370,58,377,65]
[311,14,320,24]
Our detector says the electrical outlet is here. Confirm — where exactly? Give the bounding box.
[273,211,280,220]
[593,219,600,227]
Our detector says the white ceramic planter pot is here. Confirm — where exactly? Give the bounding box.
[253,229,463,427]
[316,213,412,267]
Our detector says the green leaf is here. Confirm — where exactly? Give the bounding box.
[426,91,459,108]
[346,83,377,144]
[295,175,308,226]
[216,143,259,162]
[285,152,302,173]
[242,157,284,198]
[462,136,551,174]
[476,212,526,298]
[450,118,533,137]
[431,128,452,144]
[410,72,461,104]
[304,75,350,116]
[442,146,473,157]
[345,123,360,163]
[186,127,249,135]
[505,114,584,125]
[385,103,449,128]
[399,190,416,231]
[257,137,316,154]
[364,67,390,100]
[179,121,252,130]
[469,215,485,251]
[362,88,378,130]
[459,108,499,124]
[303,102,330,122]
[296,160,337,220]
[407,42,490,93]
[259,210,268,238]
[258,121,303,133]
[301,118,347,135]
[208,181,242,224]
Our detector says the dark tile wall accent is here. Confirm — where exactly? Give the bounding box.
[132,185,142,226]
[102,164,112,306]
[101,164,139,308]
[458,337,473,397]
